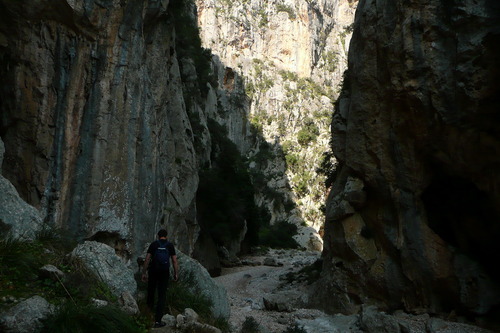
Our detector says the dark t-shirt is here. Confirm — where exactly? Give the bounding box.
[147,240,176,273]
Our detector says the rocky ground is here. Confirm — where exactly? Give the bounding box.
[215,249,497,333]
[215,249,327,332]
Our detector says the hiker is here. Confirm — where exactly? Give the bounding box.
[142,229,179,328]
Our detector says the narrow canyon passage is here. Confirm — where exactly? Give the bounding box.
[0,0,499,332]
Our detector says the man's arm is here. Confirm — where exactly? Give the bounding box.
[141,253,152,282]
[171,255,179,281]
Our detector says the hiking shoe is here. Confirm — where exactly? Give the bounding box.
[153,321,166,328]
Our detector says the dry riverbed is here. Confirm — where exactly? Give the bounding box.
[215,249,337,333]
[215,249,496,333]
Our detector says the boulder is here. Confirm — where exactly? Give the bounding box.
[0,137,43,239]
[295,313,361,333]
[118,291,139,315]
[91,298,109,307]
[161,313,177,327]
[183,308,199,323]
[176,251,230,319]
[359,305,401,333]
[0,295,55,333]
[263,291,301,312]
[263,257,283,267]
[71,241,137,297]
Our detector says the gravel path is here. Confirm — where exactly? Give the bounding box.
[215,250,325,333]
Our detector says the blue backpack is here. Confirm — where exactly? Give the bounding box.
[153,240,170,271]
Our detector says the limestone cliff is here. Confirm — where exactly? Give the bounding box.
[0,0,357,272]
[0,0,214,258]
[196,0,357,249]
[318,0,500,320]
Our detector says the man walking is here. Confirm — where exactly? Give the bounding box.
[142,229,179,328]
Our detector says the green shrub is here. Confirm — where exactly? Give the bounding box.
[279,70,298,81]
[169,0,214,96]
[0,229,121,306]
[257,9,268,27]
[316,150,337,188]
[245,80,256,99]
[293,172,312,197]
[276,4,296,19]
[297,119,319,146]
[250,113,264,135]
[41,303,144,333]
[251,141,276,165]
[167,272,213,319]
[258,220,299,249]
[322,51,338,73]
[35,226,77,254]
[165,272,230,331]
[197,119,258,248]
[0,236,40,281]
[285,152,299,169]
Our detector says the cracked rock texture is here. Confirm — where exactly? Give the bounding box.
[317,0,500,319]
[0,0,206,258]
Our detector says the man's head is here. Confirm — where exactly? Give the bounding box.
[157,229,168,238]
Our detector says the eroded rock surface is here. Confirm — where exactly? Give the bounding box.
[0,0,204,258]
[319,0,500,321]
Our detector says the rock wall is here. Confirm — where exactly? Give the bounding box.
[196,0,357,249]
[0,0,211,258]
[318,0,500,319]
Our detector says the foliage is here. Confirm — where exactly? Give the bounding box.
[279,70,298,82]
[41,303,144,333]
[258,220,299,249]
[285,152,300,170]
[257,8,268,27]
[276,4,296,20]
[166,272,213,320]
[251,59,274,92]
[0,229,146,332]
[162,271,230,331]
[297,119,319,146]
[245,80,256,99]
[197,119,264,249]
[292,171,313,198]
[316,150,337,188]
[250,113,264,135]
[250,140,276,165]
[169,0,214,96]
[0,236,40,277]
[321,51,339,73]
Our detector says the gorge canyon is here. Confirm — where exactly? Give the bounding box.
[0,0,499,331]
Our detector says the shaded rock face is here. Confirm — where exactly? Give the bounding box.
[319,0,500,318]
[0,0,203,257]
[0,137,44,238]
